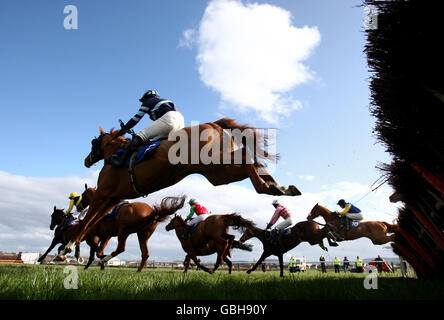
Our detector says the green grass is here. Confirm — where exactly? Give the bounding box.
[0,264,443,300]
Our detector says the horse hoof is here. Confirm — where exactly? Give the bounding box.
[269,184,285,196]
[246,270,252,274]
[54,255,66,262]
[287,185,301,196]
[331,242,339,247]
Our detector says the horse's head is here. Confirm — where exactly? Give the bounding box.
[50,206,65,230]
[307,203,321,221]
[78,183,96,210]
[239,225,255,243]
[307,203,332,221]
[165,214,184,231]
[84,126,129,168]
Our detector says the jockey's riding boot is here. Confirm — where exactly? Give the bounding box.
[106,135,144,167]
[270,229,278,244]
[181,226,191,240]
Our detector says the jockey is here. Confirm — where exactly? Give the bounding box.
[336,199,363,230]
[107,89,185,167]
[66,192,86,220]
[182,198,209,240]
[266,200,294,243]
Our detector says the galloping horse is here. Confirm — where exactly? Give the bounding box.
[239,221,339,277]
[38,207,82,263]
[307,203,398,245]
[165,213,255,274]
[60,118,301,257]
[80,186,186,271]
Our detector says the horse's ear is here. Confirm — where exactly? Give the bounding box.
[85,183,88,190]
[54,205,56,210]
[99,125,105,135]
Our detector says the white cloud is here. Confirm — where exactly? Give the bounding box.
[0,170,400,263]
[181,0,320,123]
[299,175,315,181]
[178,28,197,49]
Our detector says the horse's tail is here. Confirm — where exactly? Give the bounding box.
[151,195,186,223]
[382,222,399,234]
[214,118,278,165]
[232,240,253,252]
[223,213,256,233]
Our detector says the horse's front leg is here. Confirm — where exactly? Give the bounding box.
[38,239,59,263]
[189,252,212,274]
[247,252,269,274]
[63,199,117,258]
[278,253,284,277]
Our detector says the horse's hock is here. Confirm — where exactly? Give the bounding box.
[364,0,444,278]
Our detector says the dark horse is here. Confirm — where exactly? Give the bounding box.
[165,213,255,274]
[60,118,301,258]
[307,203,398,245]
[240,221,338,277]
[38,206,82,263]
[39,206,116,268]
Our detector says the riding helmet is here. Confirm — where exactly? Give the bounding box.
[337,199,346,206]
[69,192,79,199]
[189,198,197,205]
[139,89,159,102]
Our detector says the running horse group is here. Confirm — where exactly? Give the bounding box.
[49,117,396,276]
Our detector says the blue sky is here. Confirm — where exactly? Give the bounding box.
[0,0,399,262]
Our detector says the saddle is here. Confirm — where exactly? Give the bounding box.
[190,221,202,234]
[61,217,79,230]
[341,217,360,229]
[103,201,129,221]
[114,140,163,168]
[269,227,291,242]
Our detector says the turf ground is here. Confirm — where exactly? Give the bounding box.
[1,264,443,300]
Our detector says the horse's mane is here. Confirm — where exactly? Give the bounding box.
[316,204,333,214]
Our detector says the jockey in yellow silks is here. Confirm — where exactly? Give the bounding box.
[66,192,86,220]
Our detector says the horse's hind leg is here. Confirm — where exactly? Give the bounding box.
[99,231,129,268]
[136,231,150,272]
[212,237,230,273]
[223,255,233,274]
[184,255,191,273]
[85,237,99,270]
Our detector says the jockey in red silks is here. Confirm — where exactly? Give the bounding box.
[266,200,294,243]
[181,198,209,240]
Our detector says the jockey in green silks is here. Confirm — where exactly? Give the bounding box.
[181,198,209,240]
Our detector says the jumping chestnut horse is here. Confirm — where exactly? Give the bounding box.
[165,213,255,274]
[307,203,398,245]
[239,221,339,277]
[60,118,301,257]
